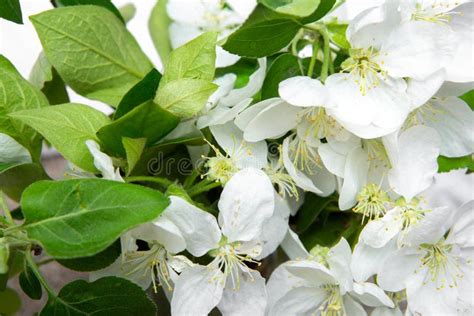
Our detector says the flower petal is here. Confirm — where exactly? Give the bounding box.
[351,282,394,308]
[351,238,397,282]
[328,238,353,293]
[269,286,327,316]
[279,76,329,107]
[339,147,369,210]
[218,168,275,242]
[377,248,424,292]
[281,229,309,260]
[171,265,224,315]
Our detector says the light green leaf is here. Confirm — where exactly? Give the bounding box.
[123,137,146,176]
[0,56,48,160]
[40,277,156,315]
[30,6,153,106]
[438,155,474,173]
[149,0,172,65]
[260,0,320,17]
[162,32,217,85]
[21,179,170,258]
[29,52,53,89]
[119,3,136,23]
[327,23,350,49]
[155,79,217,118]
[10,103,110,172]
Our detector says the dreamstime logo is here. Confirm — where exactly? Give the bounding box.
[146,142,281,176]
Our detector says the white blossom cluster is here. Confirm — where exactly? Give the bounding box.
[85,0,473,315]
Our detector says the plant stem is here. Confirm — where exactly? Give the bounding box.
[25,250,57,297]
[188,182,221,197]
[0,192,13,225]
[320,27,331,82]
[124,176,173,188]
[183,169,200,189]
[307,40,320,77]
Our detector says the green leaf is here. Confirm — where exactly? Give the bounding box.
[300,0,336,24]
[0,288,21,315]
[114,69,162,120]
[294,193,334,233]
[149,0,173,65]
[438,155,474,173]
[0,0,22,24]
[10,103,110,172]
[327,23,350,49]
[29,52,69,105]
[97,101,179,157]
[19,265,42,300]
[460,89,474,110]
[30,6,153,106]
[123,138,147,176]
[56,0,125,22]
[155,79,217,118]
[162,32,217,85]
[40,277,156,316]
[260,0,320,17]
[0,163,50,202]
[0,55,49,160]
[261,53,302,99]
[21,179,170,259]
[119,3,136,23]
[57,239,121,272]
[223,19,301,58]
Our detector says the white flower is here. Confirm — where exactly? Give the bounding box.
[85,140,123,182]
[170,168,274,315]
[167,0,257,67]
[327,0,458,138]
[377,200,474,315]
[0,133,31,164]
[267,238,394,315]
[319,125,440,210]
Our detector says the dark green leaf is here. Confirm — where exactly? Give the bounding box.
[294,193,334,233]
[460,89,474,110]
[98,101,179,157]
[223,19,301,58]
[114,69,162,120]
[40,277,156,316]
[56,0,125,22]
[261,53,303,99]
[216,58,258,88]
[0,0,22,24]
[438,155,474,173]
[58,239,121,272]
[19,265,42,300]
[21,179,170,258]
[0,163,50,202]
[300,0,336,24]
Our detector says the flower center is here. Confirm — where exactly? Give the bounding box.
[124,243,171,293]
[341,48,386,95]
[288,134,321,174]
[318,285,345,316]
[362,139,391,170]
[204,156,238,184]
[300,107,344,140]
[310,245,330,266]
[411,3,459,25]
[419,239,464,290]
[405,98,445,128]
[265,149,299,199]
[209,241,260,289]
[353,183,390,222]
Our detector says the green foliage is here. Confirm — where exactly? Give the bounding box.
[294,193,335,233]
[260,0,321,17]
[438,155,474,173]
[0,56,48,160]
[97,101,179,157]
[122,137,147,176]
[300,0,336,23]
[326,23,350,49]
[155,79,217,118]
[10,104,110,172]
[57,239,121,272]
[162,32,217,84]
[0,163,50,202]
[261,53,302,99]
[29,52,69,105]
[30,6,153,106]
[223,18,301,58]
[0,288,21,315]
[114,69,162,120]
[56,0,125,22]
[460,89,474,110]
[19,265,42,300]
[0,0,22,24]
[149,0,173,64]
[40,277,156,316]
[20,179,170,258]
